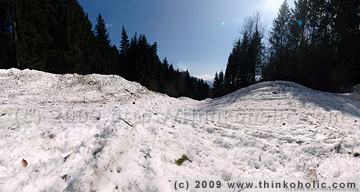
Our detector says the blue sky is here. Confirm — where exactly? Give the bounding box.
[78,0,293,80]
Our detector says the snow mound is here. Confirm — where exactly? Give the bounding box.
[0,68,154,105]
[345,84,360,100]
[0,69,360,192]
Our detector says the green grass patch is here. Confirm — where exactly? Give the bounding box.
[175,154,190,165]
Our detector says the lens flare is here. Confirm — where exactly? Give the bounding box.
[260,0,284,18]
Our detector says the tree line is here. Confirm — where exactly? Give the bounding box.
[0,0,210,100]
[213,14,264,97]
[213,0,360,97]
[1,0,359,100]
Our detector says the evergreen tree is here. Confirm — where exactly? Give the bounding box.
[214,72,220,88]
[217,14,264,98]
[249,14,264,83]
[237,32,250,87]
[225,39,241,88]
[266,0,292,80]
[94,13,112,74]
[218,71,224,86]
[262,0,360,92]
[330,0,360,89]
[288,0,308,84]
[119,25,130,56]
[95,13,110,45]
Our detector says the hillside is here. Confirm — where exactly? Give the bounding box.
[0,69,360,191]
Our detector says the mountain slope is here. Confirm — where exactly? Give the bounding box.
[0,69,359,191]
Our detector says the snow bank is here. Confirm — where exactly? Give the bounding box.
[344,84,360,100]
[0,69,359,191]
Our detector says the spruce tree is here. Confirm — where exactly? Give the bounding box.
[214,72,220,88]
[249,14,264,84]
[268,0,292,80]
[218,71,224,86]
[94,13,112,74]
[119,25,130,56]
[95,13,110,45]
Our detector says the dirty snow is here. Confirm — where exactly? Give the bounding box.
[0,68,360,191]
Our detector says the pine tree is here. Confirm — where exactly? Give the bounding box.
[219,14,264,97]
[95,13,110,45]
[225,39,241,88]
[270,1,291,53]
[119,25,130,56]
[330,0,360,89]
[218,71,224,86]
[238,32,249,87]
[288,0,308,83]
[94,13,112,74]
[214,72,220,88]
[267,0,292,80]
[249,14,264,83]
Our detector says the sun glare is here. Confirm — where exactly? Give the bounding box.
[261,0,284,17]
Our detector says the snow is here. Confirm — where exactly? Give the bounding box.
[0,68,360,191]
[194,75,214,88]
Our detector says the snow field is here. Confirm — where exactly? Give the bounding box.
[0,69,359,191]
